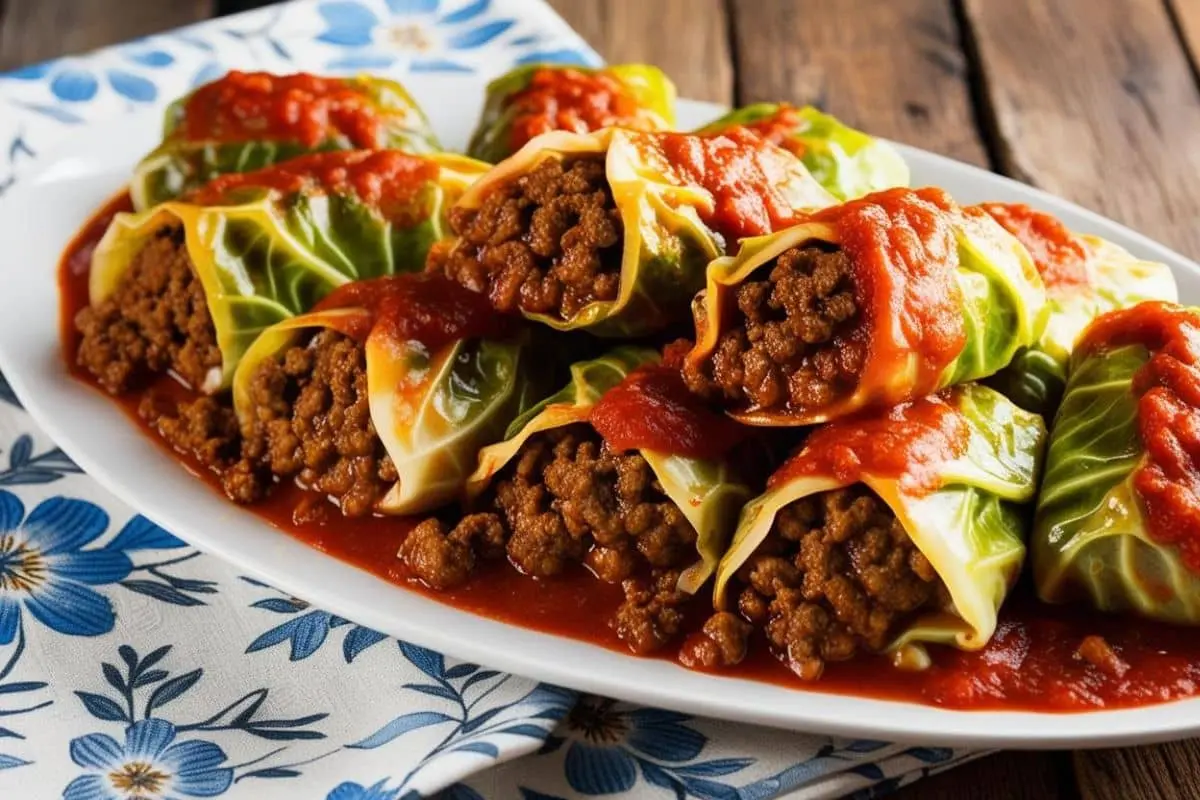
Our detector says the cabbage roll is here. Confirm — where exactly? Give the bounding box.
[1034,301,1200,623]
[76,150,487,394]
[230,274,535,516]
[980,203,1177,415]
[696,103,909,201]
[132,71,439,210]
[683,384,1044,679]
[437,127,836,337]
[683,187,1048,425]
[399,347,754,655]
[467,64,675,163]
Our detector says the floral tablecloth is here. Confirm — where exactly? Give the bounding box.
[0,1,976,797]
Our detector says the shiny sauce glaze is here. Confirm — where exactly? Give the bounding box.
[589,365,744,460]
[818,187,967,413]
[979,201,1090,290]
[313,273,516,348]
[1078,302,1200,570]
[506,68,650,153]
[178,71,389,148]
[60,196,1200,713]
[769,389,969,495]
[187,150,440,216]
[641,130,807,241]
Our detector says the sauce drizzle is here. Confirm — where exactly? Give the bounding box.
[1079,302,1200,571]
[980,202,1090,290]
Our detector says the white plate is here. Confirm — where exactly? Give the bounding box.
[1,76,1198,749]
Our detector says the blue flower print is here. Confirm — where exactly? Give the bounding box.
[316,0,551,72]
[552,697,757,798]
[326,779,400,800]
[0,492,131,643]
[3,47,173,108]
[64,718,233,800]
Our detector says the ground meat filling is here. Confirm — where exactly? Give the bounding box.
[75,226,221,394]
[683,245,863,413]
[401,424,697,654]
[240,330,397,518]
[138,393,267,505]
[694,486,946,680]
[441,156,623,320]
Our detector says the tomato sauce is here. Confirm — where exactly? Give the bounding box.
[187,150,440,215]
[589,365,743,460]
[644,130,806,242]
[1079,302,1200,571]
[178,71,387,149]
[58,197,1200,714]
[314,273,515,349]
[731,104,807,158]
[506,68,650,153]
[820,187,966,413]
[770,389,969,495]
[979,202,1089,290]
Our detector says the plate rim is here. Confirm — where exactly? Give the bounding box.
[2,94,1200,749]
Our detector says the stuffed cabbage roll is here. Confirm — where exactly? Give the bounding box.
[223,273,534,516]
[76,150,488,395]
[399,347,754,654]
[132,71,439,210]
[437,127,836,337]
[696,103,909,201]
[682,187,1048,426]
[467,64,676,163]
[682,384,1044,679]
[980,203,1177,415]
[1034,302,1200,623]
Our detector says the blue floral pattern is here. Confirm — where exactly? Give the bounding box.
[0,1,974,797]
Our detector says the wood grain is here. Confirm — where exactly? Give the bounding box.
[1076,743,1200,800]
[962,0,1200,257]
[727,0,989,166]
[893,751,1070,800]
[0,0,213,71]
[1167,0,1200,83]
[545,0,733,104]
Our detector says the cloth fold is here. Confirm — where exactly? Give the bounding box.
[0,1,975,796]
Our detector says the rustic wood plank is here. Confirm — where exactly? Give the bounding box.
[1166,0,1200,84]
[545,0,733,104]
[728,0,990,167]
[962,0,1200,257]
[1076,743,1200,800]
[893,751,1071,800]
[0,0,214,71]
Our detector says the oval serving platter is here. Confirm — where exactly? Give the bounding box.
[1,73,1198,748]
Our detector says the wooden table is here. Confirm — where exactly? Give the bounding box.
[3,0,1199,797]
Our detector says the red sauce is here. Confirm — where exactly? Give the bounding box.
[589,365,743,460]
[769,389,970,495]
[187,150,440,216]
[1079,302,1200,571]
[979,202,1089,290]
[506,68,650,153]
[645,129,805,242]
[733,104,807,158]
[179,71,387,149]
[313,273,514,349]
[59,199,1200,713]
[58,191,134,362]
[819,187,966,411]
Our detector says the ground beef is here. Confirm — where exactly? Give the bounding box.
[700,485,945,680]
[401,424,698,653]
[138,393,267,504]
[240,330,397,517]
[611,570,689,656]
[678,611,752,670]
[75,226,221,394]
[441,156,623,320]
[683,245,863,413]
